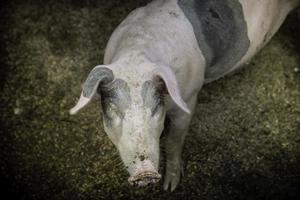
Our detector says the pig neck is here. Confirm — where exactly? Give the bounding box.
[110,44,174,71]
[107,22,187,72]
[108,50,158,88]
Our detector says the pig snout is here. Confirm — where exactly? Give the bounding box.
[127,160,161,187]
[128,171,161,187]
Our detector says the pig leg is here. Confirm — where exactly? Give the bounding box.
[163,94,198,191]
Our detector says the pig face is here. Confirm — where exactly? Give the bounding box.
[100,78,166,186]
[70,64,189,187]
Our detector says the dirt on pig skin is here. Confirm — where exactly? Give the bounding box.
[0,1,299,200]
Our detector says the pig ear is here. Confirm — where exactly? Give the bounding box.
[153,67,191,114]
[70,65,114,115]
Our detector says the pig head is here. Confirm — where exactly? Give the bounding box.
[70,61,190,187]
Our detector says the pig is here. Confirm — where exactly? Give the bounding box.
[70,0,300,191]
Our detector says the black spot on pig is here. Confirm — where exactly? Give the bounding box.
[141,80,164,116]
[178,0,250,81]
[99,79,131,126]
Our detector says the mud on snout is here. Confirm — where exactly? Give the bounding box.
[127,160,161,187]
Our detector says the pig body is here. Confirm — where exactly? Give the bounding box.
[71,0,300,191]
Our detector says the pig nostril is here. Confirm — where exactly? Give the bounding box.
[139,155,145,161]
[128,171,161,187]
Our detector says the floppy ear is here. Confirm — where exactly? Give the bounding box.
[153,66,191,114]
[70,65,114,115]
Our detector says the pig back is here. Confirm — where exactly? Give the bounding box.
[178,0,250,82]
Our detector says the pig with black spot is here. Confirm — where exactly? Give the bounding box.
[71,0,300,192]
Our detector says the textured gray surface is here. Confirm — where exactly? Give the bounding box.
[178,0,250,81]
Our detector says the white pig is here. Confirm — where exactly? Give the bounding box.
[70,0,300,191]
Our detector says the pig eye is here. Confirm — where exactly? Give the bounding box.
[99,78,130,120]
[102,101,123,119]
[102,102,123,129]
[151,102,163,116]
[152,105,165,122]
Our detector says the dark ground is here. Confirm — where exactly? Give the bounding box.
[0,1,299,200]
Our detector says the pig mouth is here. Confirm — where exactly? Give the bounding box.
[128,171,161,187]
